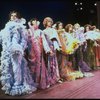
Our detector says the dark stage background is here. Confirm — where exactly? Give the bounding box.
[0,0,99,29]
[0,0,73,29]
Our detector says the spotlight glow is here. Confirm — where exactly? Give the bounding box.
[75,2,78,5]
[80,7,83,10]
[80,2,82,5]
[94,3,97,6]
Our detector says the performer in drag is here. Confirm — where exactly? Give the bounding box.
[27,18,50,89]
[43,17,62,85]
[0,11,37,96]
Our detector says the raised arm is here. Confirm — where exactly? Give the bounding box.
[28,22,35,37]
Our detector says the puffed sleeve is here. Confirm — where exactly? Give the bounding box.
[42,31,51,53]
[53,29,62,47]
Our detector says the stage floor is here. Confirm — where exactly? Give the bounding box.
[1,70,100,99]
